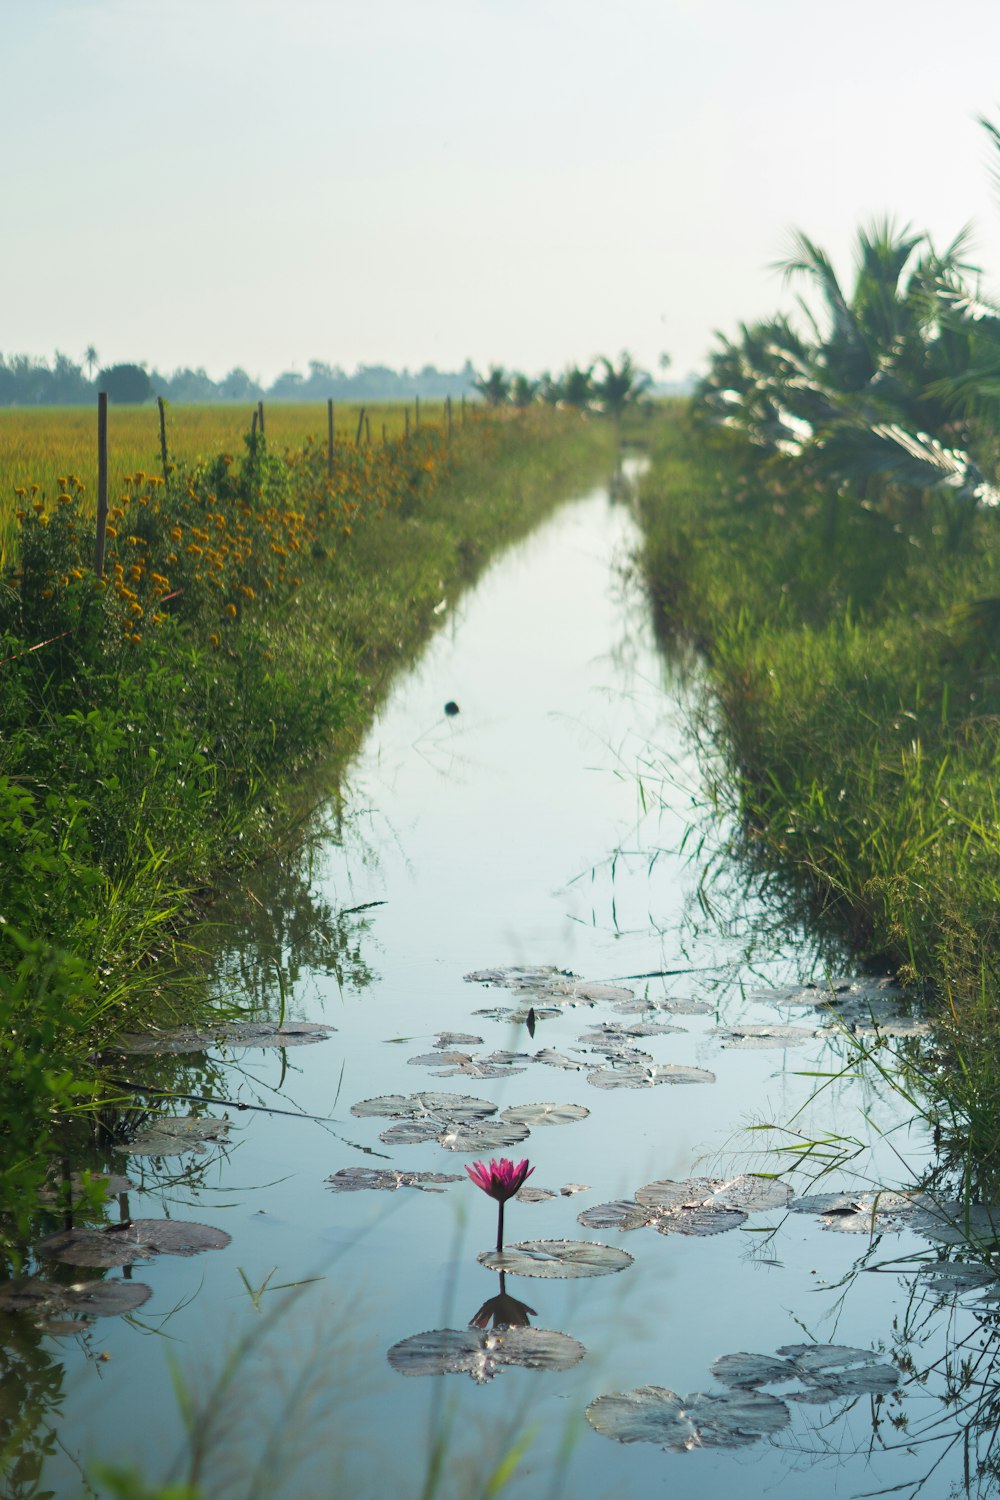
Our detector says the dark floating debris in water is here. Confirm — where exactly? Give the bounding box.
[586,1063,715,1089]
[580,1176,792,1238]
[114,1021,336,1055]
[500,1102,590,1127]
[326,1167,463,1193]
[586,1383,791,1451]
[478,1239,634,1279]
[36,1220,232,1267]
[118,1115,232,1157]
[710,1024,816,1049]
[443,701,460,717]
[387,1325,585,1383]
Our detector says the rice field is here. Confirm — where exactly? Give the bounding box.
[0,401,452,559]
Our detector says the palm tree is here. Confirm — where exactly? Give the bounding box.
[557,364,594,411]
[508,373,539,409]
[83,345,99,382]
[594,352,651,416]
[472,365,510,407]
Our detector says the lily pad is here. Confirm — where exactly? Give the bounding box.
[0,1277,152,1319]
[378,1121,442,1146]
[916,1262,997,1294]
[115,1021,335,1054]
[36,1219,230,1266]
[118,1116,231,1157]
[533,1049,586,1071]
[578,1022,684,1042]
[711,1024,815,1048]
[438,1119,531,1153]
[788,1191,918,1234]
[577,1200,652,1233]
[473,1006,562,1023]
[407,1051,475,1068]
[710,1344,900,1405]
[516,1187,558,1203]
[500,1103,589,1128]
[464,966,574,988]
[614,997,714,1016]
[436,1061,528,1079]
[587,1063,715,1089]
[478,1240,634,1279]
[586,1384,790,1451]
[434,1033,483,1047]
[351,1093,497,1122]
[326,1168,463,1193]
[387,1325,585,1383]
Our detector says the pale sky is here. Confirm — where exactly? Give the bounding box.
[6,0,1000,384]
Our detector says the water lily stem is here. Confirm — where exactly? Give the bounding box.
[497,1201,505,1252]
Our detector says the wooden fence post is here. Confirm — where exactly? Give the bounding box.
[94,392,109,577]
[251,407,259,439]
[327,399,335,479]
[157,396,169,488]
[355,406,366,447]
[257,400,265,436]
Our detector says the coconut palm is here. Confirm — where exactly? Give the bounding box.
[594,352,651,416]
[509,373,539,409]
[83,345,99,382]
[557,364,595,411]
[473,365,510,407]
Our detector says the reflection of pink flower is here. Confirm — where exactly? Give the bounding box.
[466,1158,534,1203]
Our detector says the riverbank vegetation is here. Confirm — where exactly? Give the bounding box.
[640,402,1000,1178]
[0,405,616,1237]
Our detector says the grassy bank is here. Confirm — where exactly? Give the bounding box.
[0,407,616,1231]
[639,402,1000,1175]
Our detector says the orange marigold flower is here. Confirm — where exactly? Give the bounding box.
[225,603,237,618]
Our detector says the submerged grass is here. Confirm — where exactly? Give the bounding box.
[0,406,616,1240]
[639,401,1000,1183]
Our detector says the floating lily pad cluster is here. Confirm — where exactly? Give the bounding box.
[754,978,930,1038]
[349,1091,588,1152]
[326,1168,464,1194]
[586,1344,898,1453]
[787,1190,1000,1244]
[579,1176,792,1238]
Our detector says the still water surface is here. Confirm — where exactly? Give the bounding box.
[29,461,998,1499]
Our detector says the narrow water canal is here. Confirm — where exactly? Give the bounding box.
[21,460,1000,1499]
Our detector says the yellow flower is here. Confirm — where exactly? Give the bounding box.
[170,527,183,542]
[130,633,142,644]
[40,588,53,599]
[38,514,50,527]
[14,487,25,498]
[106,525,118,538]
[209,632,221,647]
[187,543,203,557]
[225,603,237,618]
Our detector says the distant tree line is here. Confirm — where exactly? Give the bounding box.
[0,352,482,407]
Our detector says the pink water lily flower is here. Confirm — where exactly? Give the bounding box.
[466,1158,534,1202]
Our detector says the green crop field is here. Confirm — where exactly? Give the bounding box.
[0,401,453,561]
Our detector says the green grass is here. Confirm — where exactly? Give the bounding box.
[0,406,616,1242]
[638,402,1000,1184]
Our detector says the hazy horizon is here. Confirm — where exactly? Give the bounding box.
[8,0,1000,385]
